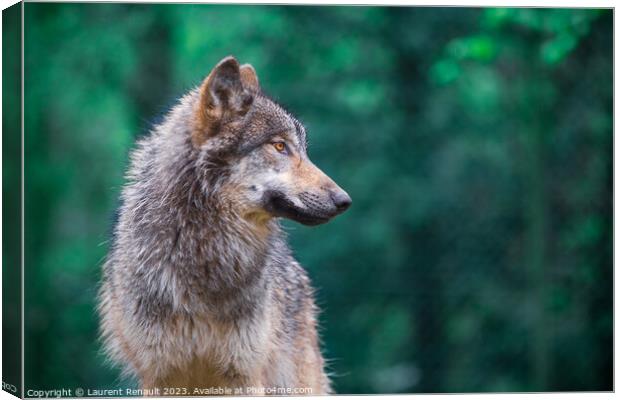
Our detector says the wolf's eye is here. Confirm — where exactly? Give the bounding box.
[273,142,286,153]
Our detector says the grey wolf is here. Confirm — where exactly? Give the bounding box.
[98,56,351,395]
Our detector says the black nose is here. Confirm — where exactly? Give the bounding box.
[331,190,352,212]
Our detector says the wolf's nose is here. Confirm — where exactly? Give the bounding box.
[331,190,352,212]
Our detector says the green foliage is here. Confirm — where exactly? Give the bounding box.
[22,5,612,394]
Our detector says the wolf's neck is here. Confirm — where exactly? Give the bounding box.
[154,160,279,319]
[185,207,280,320]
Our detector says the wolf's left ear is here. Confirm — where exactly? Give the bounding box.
[193,56,254,146]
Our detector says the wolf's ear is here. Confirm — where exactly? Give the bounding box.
[193,56,254,146]
[240,64,260,91]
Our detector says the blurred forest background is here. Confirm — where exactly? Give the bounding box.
[14,4,612,394]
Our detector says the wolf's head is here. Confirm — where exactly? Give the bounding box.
[191,56,351,226]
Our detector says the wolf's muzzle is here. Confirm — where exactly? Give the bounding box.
[264,189,351,226]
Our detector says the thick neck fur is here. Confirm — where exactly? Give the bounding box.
[112,91,281,323]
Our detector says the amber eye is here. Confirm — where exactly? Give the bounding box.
[273,142,286,153]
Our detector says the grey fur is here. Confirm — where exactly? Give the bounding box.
[97,56,350,394]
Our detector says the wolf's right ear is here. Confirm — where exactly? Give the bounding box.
[239,64,260,91]
[193,56,254,147]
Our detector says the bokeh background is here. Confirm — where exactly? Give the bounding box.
[15,4,613,394]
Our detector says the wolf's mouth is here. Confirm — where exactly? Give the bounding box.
[263,191,333,226]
